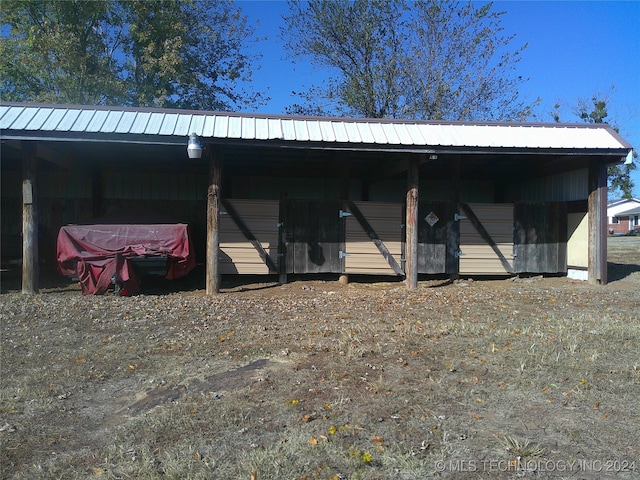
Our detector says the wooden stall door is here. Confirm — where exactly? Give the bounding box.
[514,202,567,273]
[282,199,344,274]
[417,201,458,274]
[458,203,515,275]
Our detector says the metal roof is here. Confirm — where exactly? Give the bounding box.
[0,103,633,157]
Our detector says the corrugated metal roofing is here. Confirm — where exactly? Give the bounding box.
[0,103,633,154]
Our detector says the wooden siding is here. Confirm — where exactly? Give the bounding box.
[344,202,403,275]
[104,172,206,201]
[219,200,279,274]
[509,168,588,202]
[459,204,514,274]
[282,199,343,274]
[514,203,567,273]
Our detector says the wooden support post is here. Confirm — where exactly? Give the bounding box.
[206,150,222,294]
[22,142,39,294]
[405,156,419,290]
[588,158,608,285]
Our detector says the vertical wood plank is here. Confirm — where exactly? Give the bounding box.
[588,159,607,284]
[91,168,103,219]
[22,142,39,294]
[206,150,222,295]
[278,194,288,284]
[405,156,419,289]
[448,156,461,277]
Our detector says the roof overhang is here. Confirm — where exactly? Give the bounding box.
[1,102,634,164]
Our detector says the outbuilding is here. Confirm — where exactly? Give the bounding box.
[1,102,634,293]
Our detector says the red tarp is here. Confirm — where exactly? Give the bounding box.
[57,224,196,295]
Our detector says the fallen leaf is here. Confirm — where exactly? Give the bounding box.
[309,437,318,445]
[371,435,384,444]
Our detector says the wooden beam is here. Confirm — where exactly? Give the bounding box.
[206,150,222,294]
[22,142,39,294]
[405,156,419,290]
[588,158,607,285]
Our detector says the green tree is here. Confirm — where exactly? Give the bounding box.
[0,0,265,111]
[282,0,536,120]
[553,93,636,199]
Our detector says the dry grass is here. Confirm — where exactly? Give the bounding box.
[1,236,639,479]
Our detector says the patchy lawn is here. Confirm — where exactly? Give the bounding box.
[1,237,638,479]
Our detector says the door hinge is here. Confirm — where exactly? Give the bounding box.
[339,251,351,258]
[339,210,352,218]
[455,250,466,258]
[454,213,467,221]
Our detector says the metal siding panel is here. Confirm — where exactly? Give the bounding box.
[368,123,388,144]
[219,199,279,274]
[159,113,179,135]
[437,125,461,146]
[404,124,426,144]
[344,202,402,275]
[146,112,166,134]
[114,111,137,133]
[70,110,97,132]
[25,108,54,130]
[85,110,110,132]
[293,119,309,141]
[344,122,362,142]
[101,111,124,133]
[459,203,514,274]
[188,115,207,136]
[241,116,256,139]
[9,107,40,130]
[267,118,282,139]
[40,108,67,130]
[392,124,413,145]
[173,113,194,136]
[319,121,336,142]
[255,117,270,140]
[0,106,18,127]
[380,123,401,144]
[213,115,229,138]
[129,112,151,134]
[307,120,322,141]
[56,109,82,131]
[0,105,17,128]
[202,115,216,137]
[281,119,296,140]
[332,122,349,142]
[356,123,375,143]
[226,116,242,138]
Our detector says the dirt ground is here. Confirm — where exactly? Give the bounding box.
[1,237,639,479]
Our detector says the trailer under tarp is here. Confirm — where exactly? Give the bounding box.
[57,223,195,295]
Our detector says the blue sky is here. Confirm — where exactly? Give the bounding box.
[238,0,640,197]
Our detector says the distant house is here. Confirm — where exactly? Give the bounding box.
[607,198,640,234]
